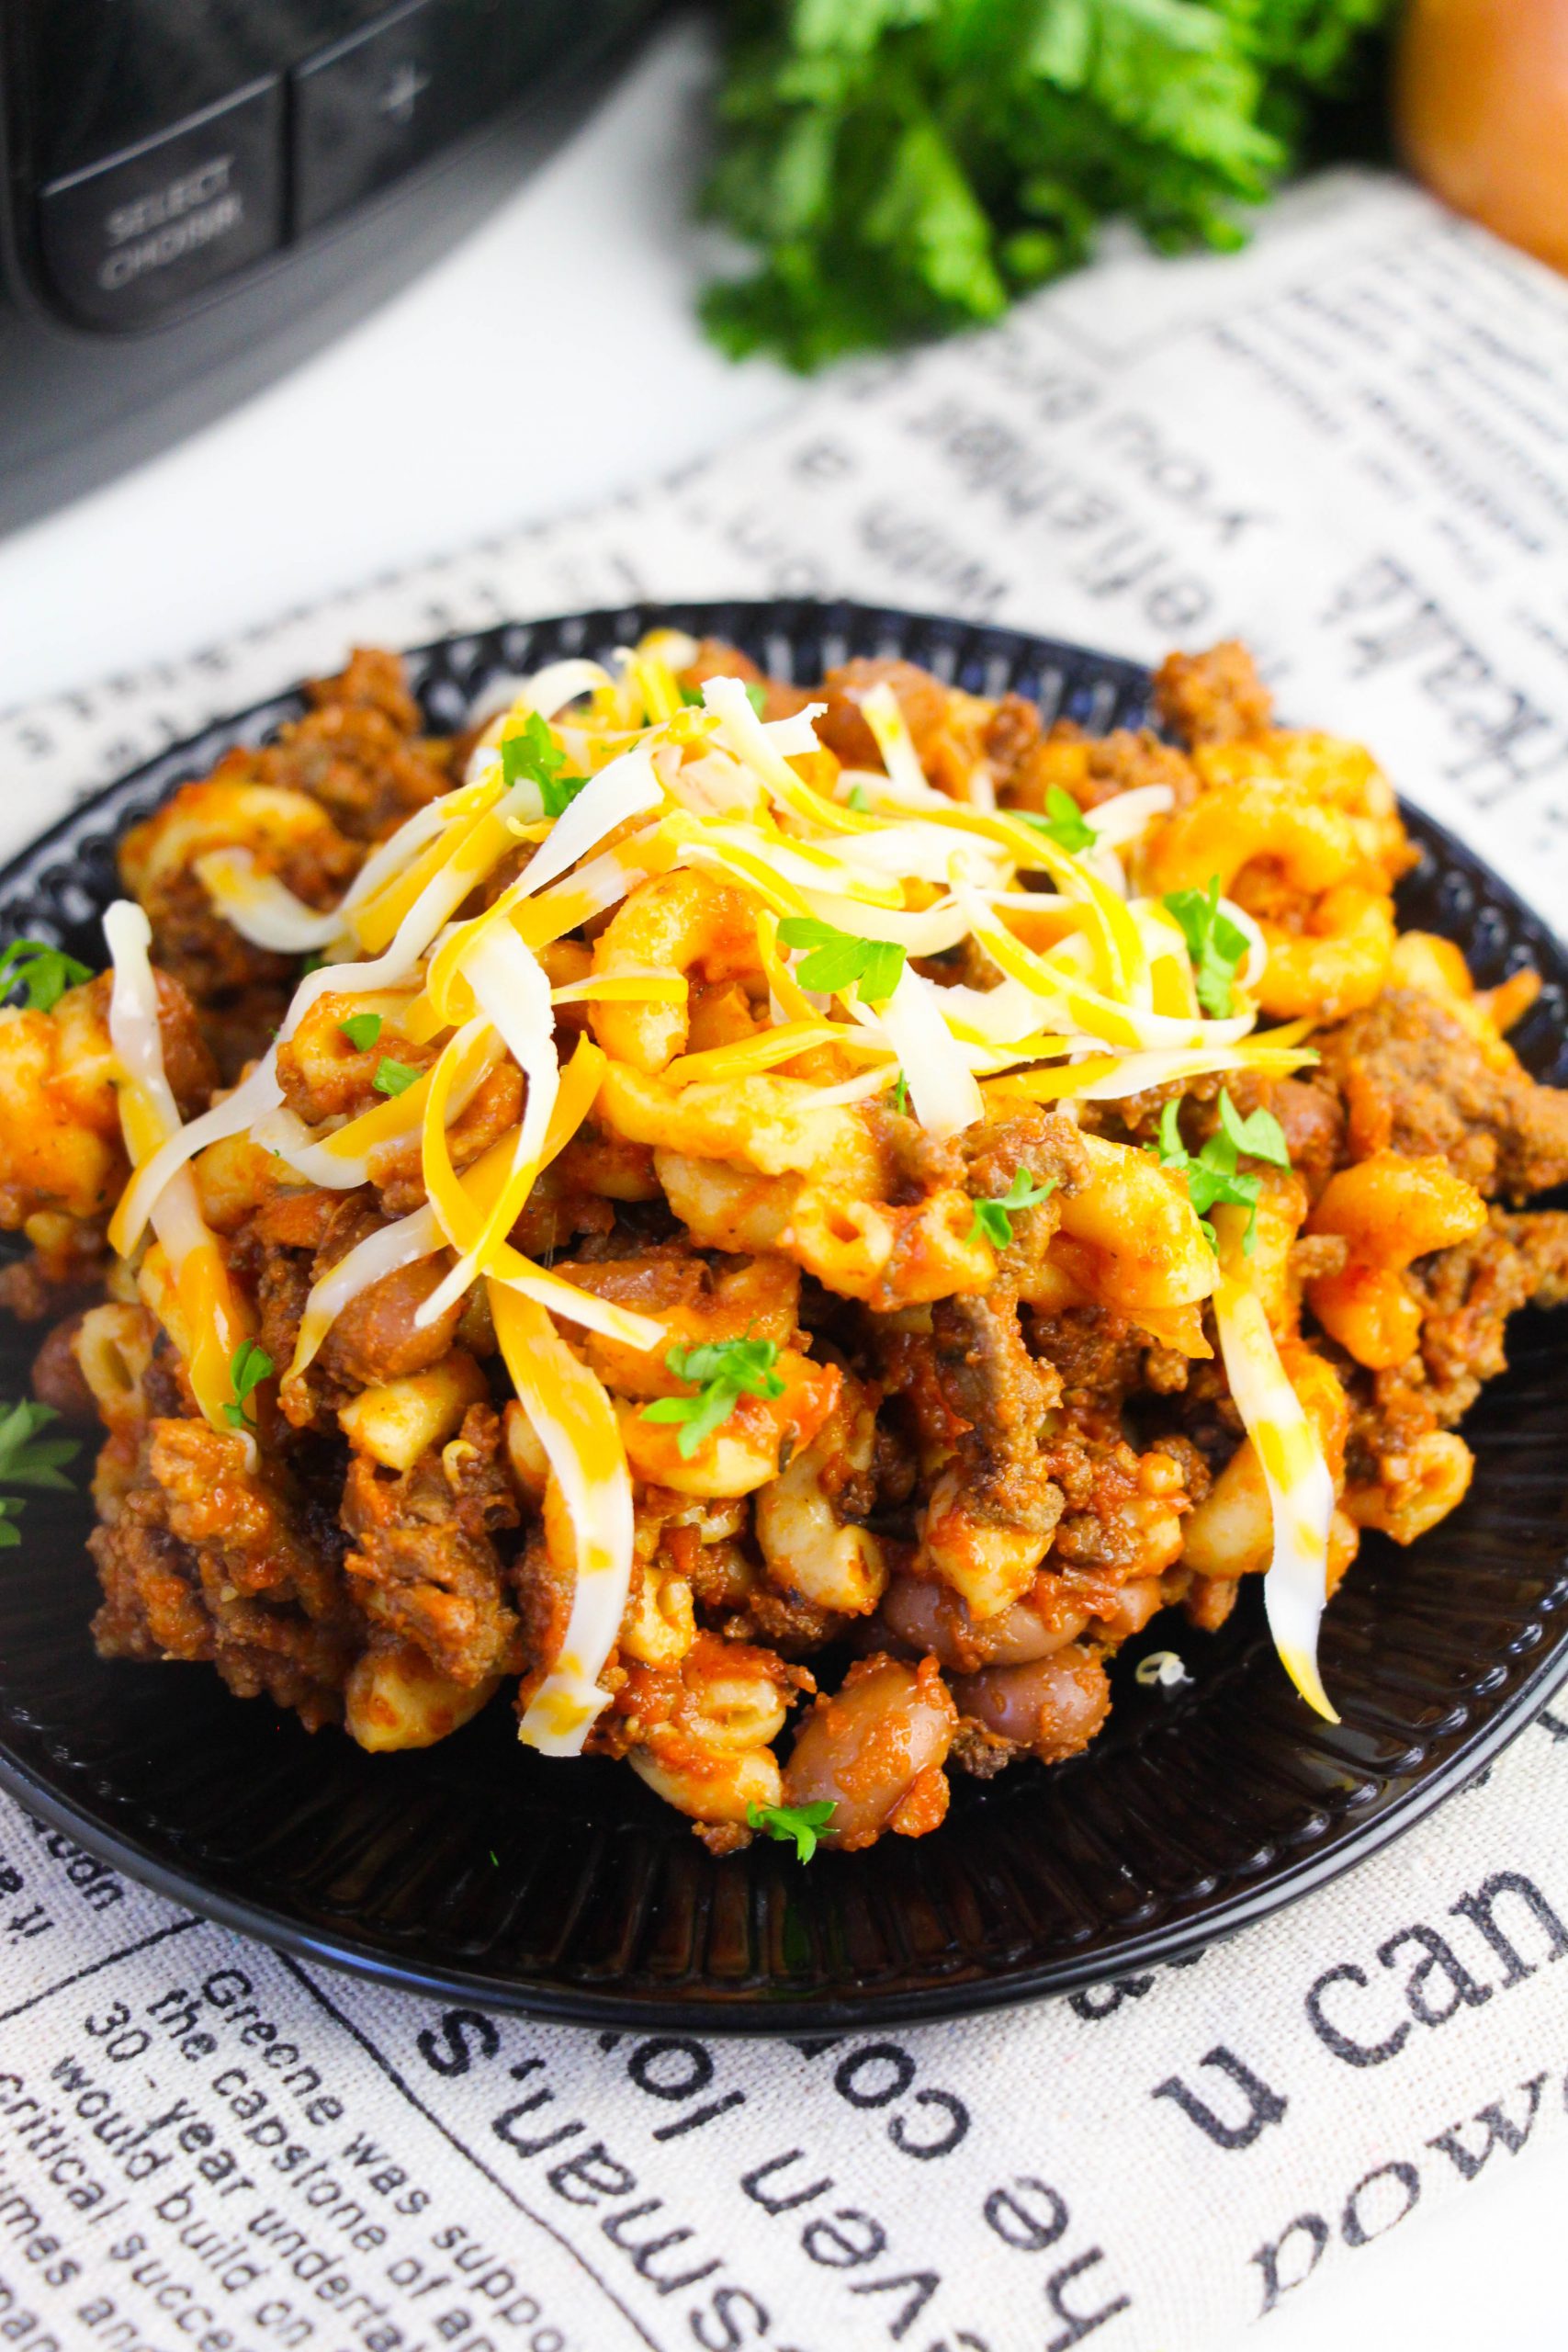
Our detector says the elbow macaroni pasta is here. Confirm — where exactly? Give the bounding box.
[9,630,1562,1855]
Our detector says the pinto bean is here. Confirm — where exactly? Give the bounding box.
[878,1573,1088,1670]
[782,1653,957,1850]
[951,1645,1110,1764]
[321,1257,464,1388]
[1088,1576,1166,1644]
[815,660,950,770]
[31,1311,96,1422]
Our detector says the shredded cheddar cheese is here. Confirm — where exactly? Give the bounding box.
[103,630,1336,1741]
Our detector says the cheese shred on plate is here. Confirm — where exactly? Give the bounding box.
[99,632,1335,1752]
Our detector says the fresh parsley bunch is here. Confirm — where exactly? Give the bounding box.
[702,0,1395,368]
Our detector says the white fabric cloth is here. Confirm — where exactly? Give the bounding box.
[3,170,1568,2352]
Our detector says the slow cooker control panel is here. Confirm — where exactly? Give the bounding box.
[16,0,543,332]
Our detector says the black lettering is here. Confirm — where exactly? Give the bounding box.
[834,2044,916,2109]
[1069,1977,1152,2022]
[653,2093,747,2142]
[801,2211,886,2268]
[847,2269,940,2341]
[202,1969,252,2008]
[1043,2249,1130,2350]
[1378,1926,1492,2027]
[601,2200,721,2296]
[1450,1871,1568,1984]
[691,2285,769,2349]
[1341,2161,1420,2246]
[739,2150,831,2214]
[983,2178,1068,2254]
[1150,2047,1287,2150]
[1305,1963,1410,2068]
[146,1990,201,2034]
[417,2011,501,2077]
[492,2085,581,2162]
[546,2144,637,2206]
[626,2039,714,2099]
[889,2087,969,2160]
[1427,2075,1546,2179]
[1251,2215,1329,2314]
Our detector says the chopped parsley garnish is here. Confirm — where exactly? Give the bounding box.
[848,782,871,812]
[299,950,327,976]
[340,1012,382,1053]
[501,711,588,818]
[968,1166,1056,1250]
[223,1340,275,1431]
[1021,786,1095,854]
[642,1337,785,1459]
[1216,1088,1291,1170]
[1162,876,1249,1019]
[0,938,93,1013]
[677,677,765,718]
[539,769,591,820]
[776,916,905,1003]
[0,1394,78,1542]
[747,1799,836,1862]
[0,1399,80,1497]
[1152,1088,1290,1253]
[890,1067,910,1115]
[372,1057,421,1098]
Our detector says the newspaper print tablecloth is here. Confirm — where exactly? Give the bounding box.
[3,169,1568,2352]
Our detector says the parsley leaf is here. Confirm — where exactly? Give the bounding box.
[968,1166,1057,1250]
[1217,1089,1291,1170]
[373,1057,421,1098]
[0,1399,79,1490]
[340,1012,382,1053]
[223,1340,275,1431]
[776,916,906,1003]
[1163,877,1250,1019]
[501,711,588,818]
[747,1799,836,1862]
[675,676,767,713]
[1152,1088,1291,1254]
[0,1393,78,1546]
[848,783,871,813]
[299,950,327,976]
[0,938,93,1012]
[1021,786,1095,854]
[641,1337,785,1460]
[890,1068,910,1116]
[539,770,590,820]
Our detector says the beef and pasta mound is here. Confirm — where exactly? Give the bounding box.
[3,632,1564,1857]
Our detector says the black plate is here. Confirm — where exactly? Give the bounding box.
[2,598,1566,2032]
